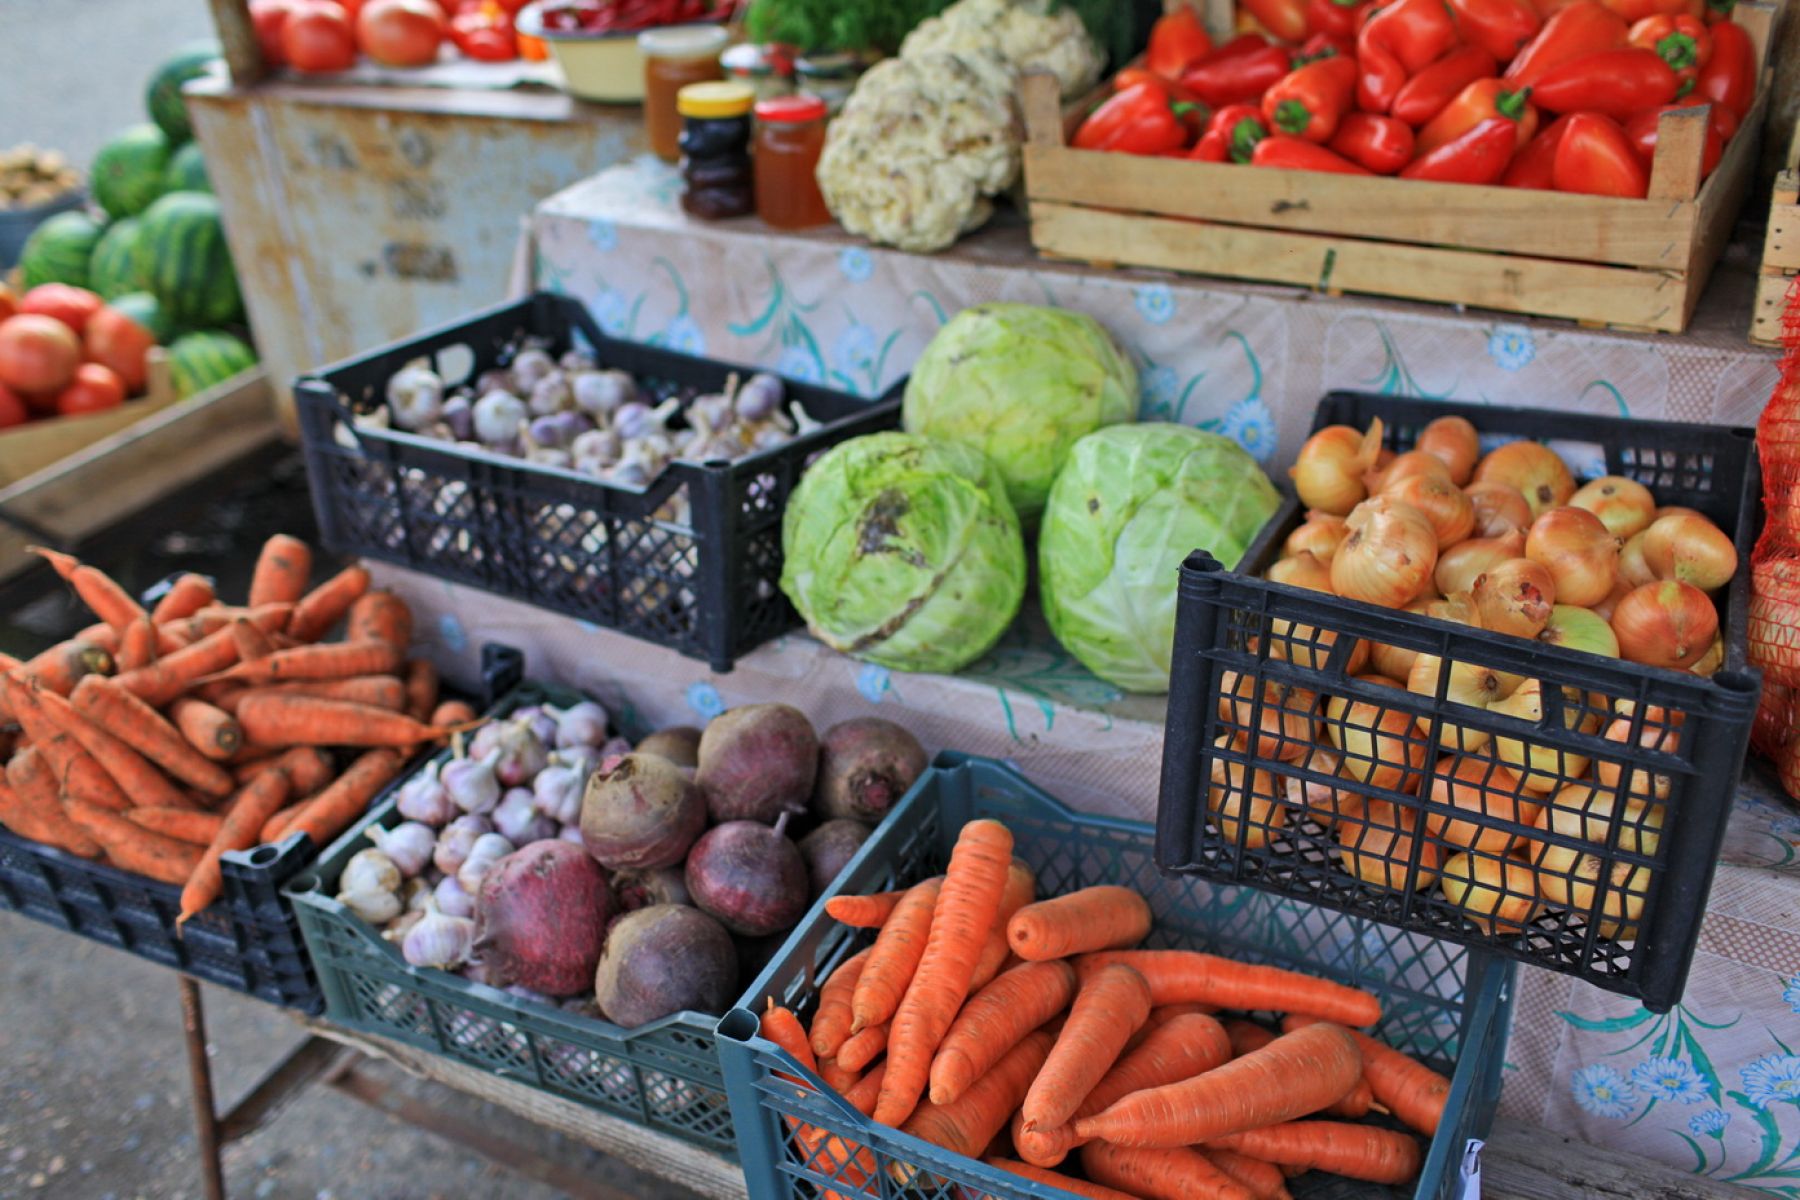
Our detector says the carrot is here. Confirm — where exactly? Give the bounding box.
[430,699,478,726]
[16,637,113,697]
[264,675,408,711]
[127,808,225,845]
[837,1022,889,1073]
[167,603,294,644]
[4,680,131,813]
[286,564,371,642]
[929,960,1075,1106]
[1324,1077,1375,1119]
[1075,951,1383,1029]
[810,947,872,1059]
[0,757,102,857]
[236,692,462,748]
[114,625,243,707]
[150,573,215,623]
[64,796,202,883]
[826,889,910,929]
[899,1030,1053,1170]
[346,590,412,651]
[985,1159,1140,1200]
[1281,1014,1449,1136]
[170,697,244,761]
[30,548,146,632]
[1008,886,1152,961]
[970,860,1036,992]
[1082,1142,1255,1200]
[1023,964,1152,1133]
[248,534,313,608]
[70,622,124,652]
[70,677,235,797]
[1203,1149,1293,1200]
[279,749,405,849]
[818,1057,860,1096]
[1073,1022,1363,1149]
[202,640,405,688]
[1224,1019,1277,1059]
[231,618,276,663]
[179,768,292,923]
[851,878,942,1034]
[1144,1002,1216,1029]
[875,818,1014,1128]
[843,1063,887,1117]
[252,747,335,798]
[29,685,193,812]
[403,659,439,722]
[1206,1122,1423,1185]
[118,616,158,672]
[764,1000,819,1076]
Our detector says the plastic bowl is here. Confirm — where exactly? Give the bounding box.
[516,4,727,103]
[0,188,86,271]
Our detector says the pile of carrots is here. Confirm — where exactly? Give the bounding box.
[0,534,477,924]
[758,818,1453,1200]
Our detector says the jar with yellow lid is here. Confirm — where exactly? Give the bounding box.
[639,26,727,163]
[678,81,756,221]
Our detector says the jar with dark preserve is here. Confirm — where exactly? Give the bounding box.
[753,94,831,229]
[640,25,727,163]
[678,81,755,221]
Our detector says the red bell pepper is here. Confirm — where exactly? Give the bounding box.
[1357,0,1464,113]
[1329,112,1418,172]
[1450,0,1545,61]
[1252,135,1375,173]
[1113,68,1212,136]
[1191,132,1230,161]
[1400,116,1521,181]
[1596,0,1703,21]
[1296,32,1354,63]
[1148,6,1215,80]
[1504,2,1630,86]
[1074,82,1197,155]
[1392,46,1501,126]
[1306,0,1372,41]
[1501,112,1574,186]
[1628,13,1712,92]
[1181,38,1294,107]
[1552,111,1649,194]
[449,2,517,60]
[1243,0,1313,43]
[1623,99,1732,176]
[1693,18,1756,118]
[1205,103,1273,162]
[1532,48,1680,114]
[1262,55,1358,142]
[1417,79,1541,155]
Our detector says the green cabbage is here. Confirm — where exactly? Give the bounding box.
[781,432,1026,674]
[1039,423,1280,693]
[902,303,1138,522]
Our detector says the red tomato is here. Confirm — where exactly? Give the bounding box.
[251,0,296,67]
[18,284,104,336]
[84,306,159,395]
[0,382,29,429]
[55,363,127,417]
[284,1,358,71]
[0,315,82,397]
[357,0,445,66]
[0,284,17,324]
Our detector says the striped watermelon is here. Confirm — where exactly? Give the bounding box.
[108,292,174,344]
[168,330,256,398]
[138,192,243,329]
[163,142,210,194]
[88,217,149,300]
[92,125,172,220]
[18,210,106,289]
[146,43,221,146]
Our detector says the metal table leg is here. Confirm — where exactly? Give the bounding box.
[179,975,227,1200]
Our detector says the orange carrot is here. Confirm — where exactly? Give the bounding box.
[818,1057,860,1096]
[852,878,942,1034]
[900,1029,1053,1168]
[30,548,146,631]
[1,756,102,857]
[264,675,408,711]
[113,626,243,706]
[70,622,123,652]
[231,748,283,778]
[1075,951,1383,1029]
[14,637,113,698]
[286,564,371,642]
[279,749,404,849]
[69,677,234,797]
[985,1158,1140,1200]
[236,692,461,748]
[1073,1022,1363,1149]
[1008,885,1152,961]
[970,860,1036,992]
[1144,1002,1216,1029]
[1281,1014,1449,1136]
[764,1000,820,1076]
[65,795,203,883]
[930,960,1076,1106]
[167,602,294,644]
[1204,1149,1294,1200]
[1224,1019,1277,1058]
[826,889,911,929]
[1082,1143,1255,1200]
[1205,1121,1423,1185]
[150,573,215,623]
[248,534,313,608]
[179,768,292,923]
[843,1063,887,1117]
[4,680,131,813]
[118,616,157,672]
[430,699,478,726]
[1325,1077,1375,1119]
[202,640,404,688]
[127,808,225,845]
[1023,964,1152,1132]
[346,590,412,650]
[231,617,275,663]
[875,818,1014,1128]
[256,747,335,797]
[810,947,872,1059]
[170,697,244,761]
[29,685,192,812]
[837,1022,889,1073]
[403,659,439,722]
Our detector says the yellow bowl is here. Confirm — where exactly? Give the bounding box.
[516,4,726,103]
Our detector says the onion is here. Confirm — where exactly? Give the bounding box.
[1332,498,1438,609]
[1440,851,1540,936]
[1416,416,1480,486]
[1220,671,1320,762]
[1283,512,1349,563]
[1369,596,1436,682]
[1207,736,1287,850]
[1653,505,1706,523]
[1423,755,1538,854]
[1472,558,1556,640]
[1325,676,1428,794]
[1465,481,1534,538]
[1640,512,1737,592]
[1589,577,1633,622]
[1434,529,1526,596]
[1335,800,1440,891]
[1691,634,1724,676]
[1610,580,1717,669]
[1488,678,1603,793]
[1618,530,1655,587]
[1385,473,1475,550]
[1267,550,1368,675]
[1289,422,1383,516]
[1284,745,1360,826]
[1595,702,1682,802]
[1473,441,1575,517]
[1367,449,1452,494]
[1427,591,1483,629]
[1535,605,1620,658]
[1570,476,1655,540]
[1407,651,1508,752]
[1525,507,1619,608]
[1528,781,1662,918]
[1266,550,1333,592]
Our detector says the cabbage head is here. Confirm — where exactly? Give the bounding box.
[903,303,1138,522]
[1039,424,1280,693]
[781,432,1026,674]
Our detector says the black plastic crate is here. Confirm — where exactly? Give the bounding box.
[1158,393,1763,1012]
[295,293,904,672]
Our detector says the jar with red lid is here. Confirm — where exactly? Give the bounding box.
[753,94,830,230]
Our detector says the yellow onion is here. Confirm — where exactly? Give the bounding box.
[1489,677,1604,793]
[1465,481,1535,538]
[1653,505,1706,523]
[1385,473,1476,550]
[1428,591,1482,629]
[1610,580,1718,670]
[1528,783,1663,938]
[1472,558,1556,640]
[1335,799,1441,891]
[1263,550,1370,674]
[1619,530,1655,587]
[1595,702,1682,803]
[1691,634,1725,677]
[1536,604,1619,658]
[1267,550,1333,592]
[1423,755,1539,854]
[1325,676,1429,794]
[1283,512,1349,564]
[1290,422,1383,516]
[1417,416,1480,486]
[1590,576,1633,622]
[1368,596,1436,682]
[1208,735,1287,850]
[1408,652,1508,752]
[1435,530,1526,596]
[1220,670,1320,762]
[1333,497,1438,609]
[1525,506,1619,609]
[1570,476,1656,540]
[1367,448,1452,494]
[1473,441,1575,517]
[1640,512,1738,593]
[1283,745,1361,826]
[1440,851,1541,936]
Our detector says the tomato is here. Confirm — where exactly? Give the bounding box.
[55,363,128,416]
[0,284,17,324]
[251,0,296,67]
[0,315,82,397]
[84,306,158,395]
[357,0,445,66]
[18,284,104,336]
[284,1,358,71]
[0,382,29,429]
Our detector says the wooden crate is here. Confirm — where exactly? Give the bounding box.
[1021,3,1776,334]
[1751,128,1800,345]
[0,351,177,489]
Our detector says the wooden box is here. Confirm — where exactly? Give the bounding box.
[0,351,177,489]
[1021,3,1776,334]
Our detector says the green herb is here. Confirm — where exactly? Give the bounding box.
[743,0,1143,63]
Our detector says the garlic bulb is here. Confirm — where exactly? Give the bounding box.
[433,814,493,875]
[433,874,475,918]
[528,370,573,417]
[383,910,426,943]
[734,373,785,422]
[572,369,635,419]
[386,360,445,431]
[511,347,556,390]
[339,885,402,925]
[442,751,501,814]
[395,761,455,827]
[343,848,401,896]
[401,876,434,913]
[532,763,584,826]
[402,911,478,970]
[457,833,515,894]
[551,701,608,749]
[368,822,437,878]
[472,390,528,446]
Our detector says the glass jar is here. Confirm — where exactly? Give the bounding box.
[678,81,756,221]
[794,51,866,115]
[754,95,831,230]
[722,42,799,102]
[640,25,728,163]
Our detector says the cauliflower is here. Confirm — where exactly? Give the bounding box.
[901,0,1103,99]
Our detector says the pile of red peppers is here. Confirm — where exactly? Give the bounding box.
[1071,0,1758,197]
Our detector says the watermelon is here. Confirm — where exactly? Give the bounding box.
[92,125,172,220]
[88,217,149,300]
[18,210,106,290]
[146,43,221,147]
[168,330,256,398]
[137,192,243,330]
[108,292,174,344]
[163,142,210,194]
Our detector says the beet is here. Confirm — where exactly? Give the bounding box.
[684,813,809,936]
[474,841,611,996]
[696,704,818,824]
[813,717,928,822]
[612,866,692,912]
[635,725,701,769]
[798,818,872,899]
[580,753,705,871]
[594,904,737,1028]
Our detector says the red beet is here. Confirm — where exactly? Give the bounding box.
[696,703,818,824]
[612,865,691,912]
[684,813,809,936]
[635,725,701,768]
[594,904,737,1028]
[580,753,705,871]
[813,717,927,822]
[798,818,872,899]
[473,841,612,996]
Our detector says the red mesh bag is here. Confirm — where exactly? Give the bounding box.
[1750,277,1800,792]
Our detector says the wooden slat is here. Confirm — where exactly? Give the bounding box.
[205,0,265,85]
[1766,171,1800,273]
[1751,271,1795,346]
[1647,106,1711,202]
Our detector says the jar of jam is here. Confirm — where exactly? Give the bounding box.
[678,81,756,221]
[754,94,831,230]
[639,25,727,163]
